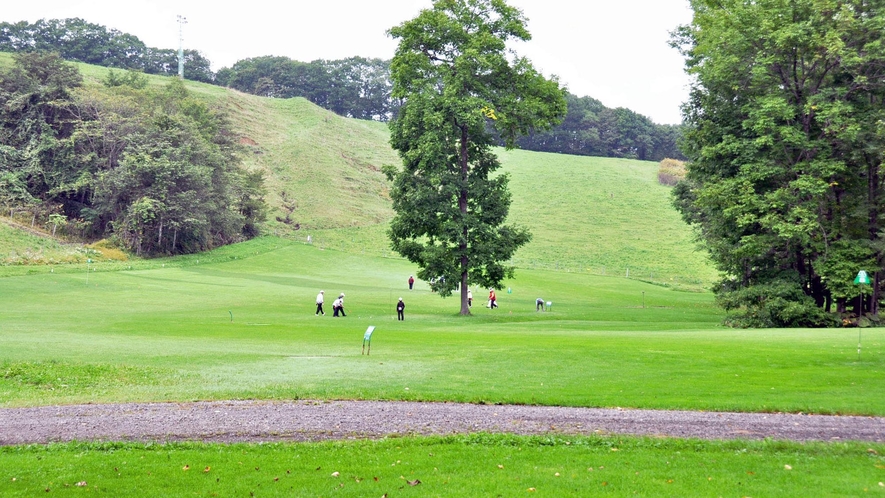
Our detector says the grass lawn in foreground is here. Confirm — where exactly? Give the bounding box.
[1,436,883,497]
[1,237,883,415]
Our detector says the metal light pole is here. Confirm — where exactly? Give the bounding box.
[176,15,187,79]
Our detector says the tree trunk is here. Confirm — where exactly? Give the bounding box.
[459,124,470,316]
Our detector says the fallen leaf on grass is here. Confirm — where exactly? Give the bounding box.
[203,466,211,473]
[76,481,87,487]
[527,488,536,492]
[498,465,504,469]
[182,465,190,471]
[408,479,421,486]
[332,472,340,477]
[784,465,792,470]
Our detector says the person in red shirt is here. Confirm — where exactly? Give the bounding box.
[489,289,497,309]
[408,275,415,290]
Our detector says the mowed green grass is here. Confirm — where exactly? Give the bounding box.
[502,149,717,285]
[2,436,884,497]
[2,237,883,415]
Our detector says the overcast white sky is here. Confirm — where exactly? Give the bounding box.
[3,1,694,124]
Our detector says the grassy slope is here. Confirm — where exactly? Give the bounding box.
[0,56,716,286]
[502,150,716,284]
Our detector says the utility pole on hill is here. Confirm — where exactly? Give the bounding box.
[176,15,187,79]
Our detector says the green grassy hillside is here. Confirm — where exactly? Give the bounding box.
[502,150,716,285]
[0,56,715,286]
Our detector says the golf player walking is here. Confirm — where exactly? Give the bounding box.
[315,290,325,315]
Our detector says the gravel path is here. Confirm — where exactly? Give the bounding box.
[2,400,884,445]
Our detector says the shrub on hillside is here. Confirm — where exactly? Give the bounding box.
[87,239,128,261]
[658,158,686,186]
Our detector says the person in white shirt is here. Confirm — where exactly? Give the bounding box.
[315,290,325,315]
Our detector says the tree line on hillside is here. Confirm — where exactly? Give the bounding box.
[215,56,394,121]
[673,0,885,327]
[0,52,265,256]
[0,18,214,82]
[218,56,684,161]
[0,18,684,162]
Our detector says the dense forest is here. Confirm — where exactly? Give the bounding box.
[0,52,265,256]
[673,0,885,327]
[0,18,685,161]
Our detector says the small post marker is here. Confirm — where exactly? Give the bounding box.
[229,310,233,322]
[853,270,871,359]
[362,326,376,355]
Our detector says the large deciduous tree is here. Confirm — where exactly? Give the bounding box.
[672,0,885,326]
[384,0,566,314]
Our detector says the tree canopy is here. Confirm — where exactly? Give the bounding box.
[384,0,566,314]
[673,0,885,326]
[216,56,394,120]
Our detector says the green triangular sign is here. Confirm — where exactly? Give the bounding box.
[854,270,871,285]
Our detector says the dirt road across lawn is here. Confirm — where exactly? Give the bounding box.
[2,400,884,445]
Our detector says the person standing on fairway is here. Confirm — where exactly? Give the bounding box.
[489,289,497,309]
[408,275,415,290]
[315,290,325,316]
[333,293,347,317]
[467,289,473,307]
[396,297,405,320]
